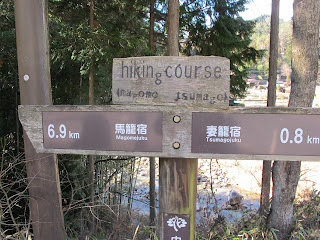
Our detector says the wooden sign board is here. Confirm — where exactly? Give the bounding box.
[43,111,162,152]
[19,105,320,161]
[112,56,230,107]
[192,112,320,156]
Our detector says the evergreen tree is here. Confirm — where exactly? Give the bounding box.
[249,15,293,81]
[48,0,152,105]
[181,0,262,98]
[0,1,19,140]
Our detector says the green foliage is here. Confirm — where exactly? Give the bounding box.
[0,1,19,141]
[249,15,293,81]
[181,0,263,98]
[48,0,153,105]
[144,226,158,240]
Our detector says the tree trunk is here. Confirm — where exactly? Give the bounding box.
[14,0,66,239]
[149,0,155,53]
[260,0,279,217]
[167,0,179,56]
[267,0,280,107]
[88,0,95,232]
[149,157,156,226]
[88,154,95,230]
[149,0,156,226]
[259,161,272,216]
[267,0,320,239]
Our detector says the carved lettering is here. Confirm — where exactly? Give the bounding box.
[174,91,228,104]
[114,57,230,107]
[195,66,202,78]
[120,61,224,81]
[214,66,222,78]
[175,65,182,78]
[185,65,192,78]
[165,66,173,78]
[204,66,211,78]
[116,88,159,100]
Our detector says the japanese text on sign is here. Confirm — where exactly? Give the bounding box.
[192,112,320,156]
[115,123,148,141]
[206,125,242,143]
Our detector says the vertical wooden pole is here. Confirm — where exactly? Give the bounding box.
[159,158,197,239]
[14,0,66,239]
[159,0,197,239]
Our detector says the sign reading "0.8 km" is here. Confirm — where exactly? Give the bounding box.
[192,112,320,156]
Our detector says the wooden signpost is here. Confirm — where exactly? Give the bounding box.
[14,0,65,239]
[19,56,320,240]
[19,105,320,161]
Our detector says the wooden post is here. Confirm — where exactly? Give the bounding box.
[159,158,197,239]
[14,0,66,239]
[159,0,197,239]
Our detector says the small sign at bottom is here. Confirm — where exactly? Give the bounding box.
[163,213,190,240]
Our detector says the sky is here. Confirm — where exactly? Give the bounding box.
[240,0,294,21]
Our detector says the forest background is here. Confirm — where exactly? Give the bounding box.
[1,0,318,239]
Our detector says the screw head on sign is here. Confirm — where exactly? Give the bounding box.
[172,142,180,149]
[23,75,30,81]
[173,115,181,123]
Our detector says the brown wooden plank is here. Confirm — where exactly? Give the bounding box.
[19,105,320,161]
[112,56,230,107]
